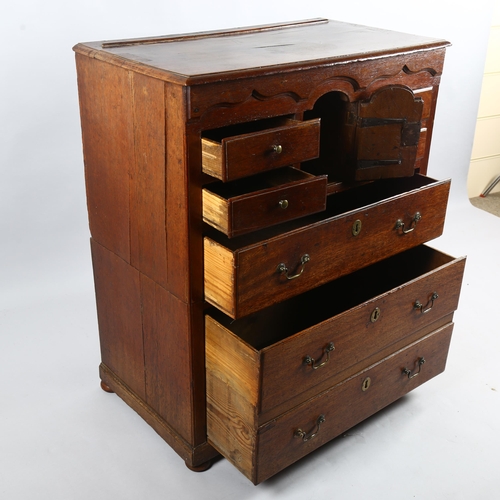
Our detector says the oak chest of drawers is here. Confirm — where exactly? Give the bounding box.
[74,18,465,484]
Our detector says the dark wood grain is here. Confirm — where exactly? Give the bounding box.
[344,86,424,180]
[207,320,454,483]
[99,363,219,468]
[203,167,327,238]
[76,55,133,262]
[202,118,320,181]
[74,20,460,481]
[254,323,454,483]
[73,20,448,85]
[91,239,145,399]
[206,245,465,424]
[141,274,194,443]
[205,176,451,318]
[189,49,446,126]
[165,82,190,303]
[129,72,168,288]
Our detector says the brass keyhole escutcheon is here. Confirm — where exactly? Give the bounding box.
[362,377,371,392]
[352,219,362,236]
[370,307,381,323]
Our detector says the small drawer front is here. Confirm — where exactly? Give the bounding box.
[203,167,327,238]
[202,118,321,182]
[204,175,450,319]
[253,323,453,484]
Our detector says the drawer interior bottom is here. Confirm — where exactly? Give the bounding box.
[209,245,455,350]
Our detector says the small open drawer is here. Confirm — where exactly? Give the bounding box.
[202,167,327,238]
[201,117,321,182]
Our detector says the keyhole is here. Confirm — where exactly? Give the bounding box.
[362,377,371,391]
[352,219,362,236]
[370,307,381,323]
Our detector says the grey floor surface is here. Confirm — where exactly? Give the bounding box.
[2,191,499,500]
[470,191,500,218]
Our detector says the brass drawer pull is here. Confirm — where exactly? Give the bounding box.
[414,292,438,314]
[294,414,325,442]
[277,254,310,280]
[279,199,289,209]
[272,144,283,154]
[304,342,335,370]
[403,357,426,379]
[395,212,421,234]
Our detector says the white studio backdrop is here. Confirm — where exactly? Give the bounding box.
[0,0,494,307]
[1,2,498,499]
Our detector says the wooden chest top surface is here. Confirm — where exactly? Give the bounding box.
[73,19,449,84]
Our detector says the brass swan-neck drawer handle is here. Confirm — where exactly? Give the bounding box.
[277,254,310,280]
[414,292,439,314]
[403,357,426,379]
[395,211,421,234]
[304,342,335,370]
[294,415,325,442]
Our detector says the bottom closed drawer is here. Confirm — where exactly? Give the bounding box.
[207,322,453,484]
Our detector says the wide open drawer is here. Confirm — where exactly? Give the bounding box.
[207,321,454,484]
[201,117,321,182]
[206,245,465,424]
[204,174,450,318]
[203,167,327,238]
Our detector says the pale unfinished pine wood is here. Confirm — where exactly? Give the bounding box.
[206,315,259,477]
[201,118,321,181]
[207,319,454,483]
[204,245,465,424]
[74,20,459,480]
[202,189,230,235]
[202,167,327,238]
[204,176,451,319]
[201,138,224,179]
[204,238,236,317]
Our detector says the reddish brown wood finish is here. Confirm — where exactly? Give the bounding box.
[99,363,218,468]
[205,176,450,319]
[141,274,195,444]
[203,168,327,238]
[76,55,133,262]
[202,118,321,181]
[253,323,454,483]
[100,380,114,393]
[74,19,448,85]
[345,86,424,180]
[207,321,454,483]
[207,245,465,424]
[76,56,212,467]
[129,72,168,288]
[74,19,459,481]
[91,239,145,399]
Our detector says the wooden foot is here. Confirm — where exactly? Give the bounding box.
[185,459,213,473]
[100,380,115,393]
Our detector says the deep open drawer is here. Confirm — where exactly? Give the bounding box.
[206,244,466,425]
[204,174,451,318]
[207,323,454,484]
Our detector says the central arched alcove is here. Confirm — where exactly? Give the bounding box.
[302,91,350,183]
